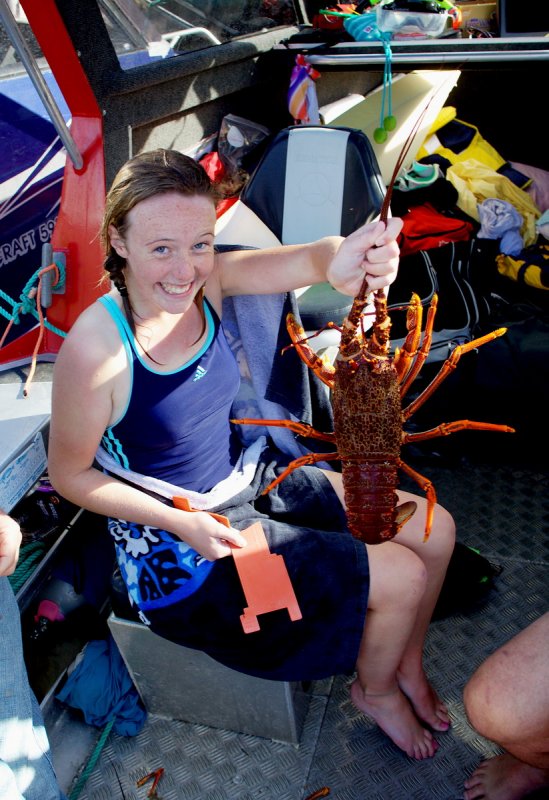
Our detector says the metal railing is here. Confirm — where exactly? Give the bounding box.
[0,0,83,170]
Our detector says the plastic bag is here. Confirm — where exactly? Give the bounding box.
[376,0,450,39]
[217,114,270,173]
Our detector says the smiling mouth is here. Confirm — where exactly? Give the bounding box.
[160,282,192,295]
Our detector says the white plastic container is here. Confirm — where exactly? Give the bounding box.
[376,6,449,38]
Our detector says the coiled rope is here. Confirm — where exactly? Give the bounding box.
[0,261,68,394]
[8,540,49,593]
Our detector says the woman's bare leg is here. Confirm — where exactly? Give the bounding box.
[322,472,455,757]
[352,539,438,759]
[389,488,455,732]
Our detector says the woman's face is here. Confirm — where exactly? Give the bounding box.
[109,190,216,318]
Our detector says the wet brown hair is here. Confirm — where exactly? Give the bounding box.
[100,149,217,355]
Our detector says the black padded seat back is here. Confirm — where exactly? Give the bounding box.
[239,125,385,243]
[214,125,386,335]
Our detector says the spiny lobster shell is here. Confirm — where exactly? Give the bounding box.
[332,355,402,543]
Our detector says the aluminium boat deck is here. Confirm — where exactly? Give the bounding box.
[45,446,548,800]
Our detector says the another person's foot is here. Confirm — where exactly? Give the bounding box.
[350,678,438,760]
[463,753,549,800]
[397,669,451,732]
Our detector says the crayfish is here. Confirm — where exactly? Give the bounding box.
[232,120,514,544]
[233,287,513,543]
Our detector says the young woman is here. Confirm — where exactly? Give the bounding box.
[48,149,455,760]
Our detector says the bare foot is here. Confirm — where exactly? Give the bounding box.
[463,754,549,800]
[397,669,451,732]
[350,678,438,760]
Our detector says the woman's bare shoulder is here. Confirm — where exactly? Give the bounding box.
[55,293,123,374]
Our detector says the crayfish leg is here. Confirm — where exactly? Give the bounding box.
[398,459,438,542]
[403,327,508,421]
[394,293,423,384]
[262,451,340,494]
[399,294,438,399]
[231,418,335,443]
[286,313,336,389]
[403,420,515,445]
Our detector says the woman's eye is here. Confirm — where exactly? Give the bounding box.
[154,245,169,255]
[194,241,212,252]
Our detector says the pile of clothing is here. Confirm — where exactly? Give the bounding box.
[393,106,548,291]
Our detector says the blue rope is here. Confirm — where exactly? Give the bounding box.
[374,33,396,143]
[0,289,19,320]
[383,39,393,120]
[379,46,390,131]
[0,263,67,339]
[341,14,396,144]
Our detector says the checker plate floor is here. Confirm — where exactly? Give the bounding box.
[50,457,549,800]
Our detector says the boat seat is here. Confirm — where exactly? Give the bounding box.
[108,570,310,743]
[215,124,386,345]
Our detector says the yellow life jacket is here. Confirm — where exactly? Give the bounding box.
[496,245,549,291]
[418,106,531,190]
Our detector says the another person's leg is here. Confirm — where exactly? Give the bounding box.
[0,577,66,800]
[463,612,549,800]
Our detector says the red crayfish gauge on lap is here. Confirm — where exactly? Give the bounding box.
[232,116,515,545]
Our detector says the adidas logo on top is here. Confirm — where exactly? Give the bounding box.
[193,366,208,382]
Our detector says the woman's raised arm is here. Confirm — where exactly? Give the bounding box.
[216,218,402,299]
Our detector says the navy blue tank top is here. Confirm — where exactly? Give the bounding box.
[99,295,241,493]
